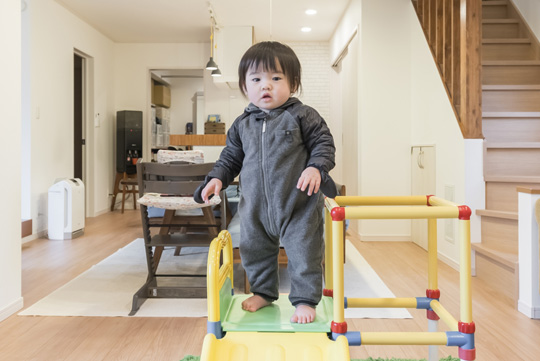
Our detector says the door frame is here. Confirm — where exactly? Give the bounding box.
[74,49,95,217]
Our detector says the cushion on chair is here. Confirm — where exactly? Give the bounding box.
[138,192,221,210]
[157,150,204,164]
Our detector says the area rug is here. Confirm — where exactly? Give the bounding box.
[180,356,459,361]
[19,239,410,319]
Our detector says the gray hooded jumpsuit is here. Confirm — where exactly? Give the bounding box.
[206,97,335,307]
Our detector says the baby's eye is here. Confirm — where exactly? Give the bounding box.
[251,78,260,82]
[272,76,282,81]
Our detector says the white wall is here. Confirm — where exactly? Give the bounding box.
[513,0,540,39]
[0,0,23,321]
[408,5,468,264]
[330,0,471,265]
[168,77,204,134]
[29,0,116,228]
[330,0,414,241]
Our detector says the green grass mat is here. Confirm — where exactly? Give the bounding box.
[180,356,459,361]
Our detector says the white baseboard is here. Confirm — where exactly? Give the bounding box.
[437,251,460,272]
[0,297,24,322]
[518,300,540,319]
[359,234,411,242]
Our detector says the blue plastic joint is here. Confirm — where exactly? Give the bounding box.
[416,296,437,310]
[332,331,361,346]
[446,331,475,349]
[207,321,223,339]
[344,297,348,309]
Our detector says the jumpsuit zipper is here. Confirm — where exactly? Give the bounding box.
[261,118,278,236]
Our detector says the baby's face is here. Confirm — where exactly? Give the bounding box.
[243,63,291,112]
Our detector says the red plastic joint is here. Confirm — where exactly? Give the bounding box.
[426,289,441,299]
[331,207,346,221]
[427,310,440,321]
[458,205,472,220]
[459,321,476,334]
[331,321,348,334]
[458,347,476,360]
[426,195,434,206]
[323,289,334,297]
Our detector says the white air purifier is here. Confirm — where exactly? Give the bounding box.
[48,178,85,240]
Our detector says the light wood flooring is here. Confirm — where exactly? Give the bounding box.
[1,210,539,360]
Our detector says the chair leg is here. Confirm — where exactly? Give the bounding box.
[121,185,127,214]
[132,185,137,210]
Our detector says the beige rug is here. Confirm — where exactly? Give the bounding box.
[19,239,411,319]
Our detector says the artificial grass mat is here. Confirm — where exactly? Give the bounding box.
[180,356,459,361]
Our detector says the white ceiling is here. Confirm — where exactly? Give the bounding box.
[54,0,350,43]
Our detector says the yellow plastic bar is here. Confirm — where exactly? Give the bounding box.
[427,219,438,291]
[360,332,448,345]
[324,207,333,290]
[460,219,473,323]
[430,300,459,331]
[428,196,459,207]
[207,230,234,323]
[332,218,345,324]
[345,206,458,220]
[347,297,417,308]
[334,195,429,206]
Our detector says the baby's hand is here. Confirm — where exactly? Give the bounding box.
[201,178,223,203]
[297,167,321,196]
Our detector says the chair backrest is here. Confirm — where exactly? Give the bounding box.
[137,161,214,197]
[157,149,204,164]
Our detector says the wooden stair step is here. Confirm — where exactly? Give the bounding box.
[483,38,531,44]
[483,85,540,112]
[484,147,540,177]
[483,61,540,85]
[482,1,508,19]
[485,141,540,149]
[483,19,522,39]
[476,209,518,220]
[482,42,537,61]
[485,175,540,183]
[483,19,519,24]
[483,111,540,118]
[472,243,518,271]
[484,180,540,212]
[483,84,540,90]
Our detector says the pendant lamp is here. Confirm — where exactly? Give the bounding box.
[205,18,219,71]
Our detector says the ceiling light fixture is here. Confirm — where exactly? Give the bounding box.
[211,68,222,77]
[305,9,317,15]
[301,27,312,33]
[205,6,219,71]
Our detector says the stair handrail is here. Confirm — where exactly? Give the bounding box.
[412,0,483,139]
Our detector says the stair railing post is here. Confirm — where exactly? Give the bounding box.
[459,0,483,139]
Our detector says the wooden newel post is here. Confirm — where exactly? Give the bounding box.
[459,0,483,139]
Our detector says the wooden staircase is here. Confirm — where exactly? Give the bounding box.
[474,0,540,306]
[412,0,540,307]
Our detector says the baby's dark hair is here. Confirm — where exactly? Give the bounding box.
[238,41,302,96]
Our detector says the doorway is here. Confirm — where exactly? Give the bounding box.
[73,50,94,217]
[74,54,85,181]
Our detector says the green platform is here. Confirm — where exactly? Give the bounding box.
[221,294,333,333]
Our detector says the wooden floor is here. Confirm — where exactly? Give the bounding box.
[2,210,539,360]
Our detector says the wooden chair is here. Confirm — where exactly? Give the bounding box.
[129,160,224,315]
[120,174,138,213]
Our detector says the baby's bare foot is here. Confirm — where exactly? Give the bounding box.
[290,304,316,324]
[241,294,272,312]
